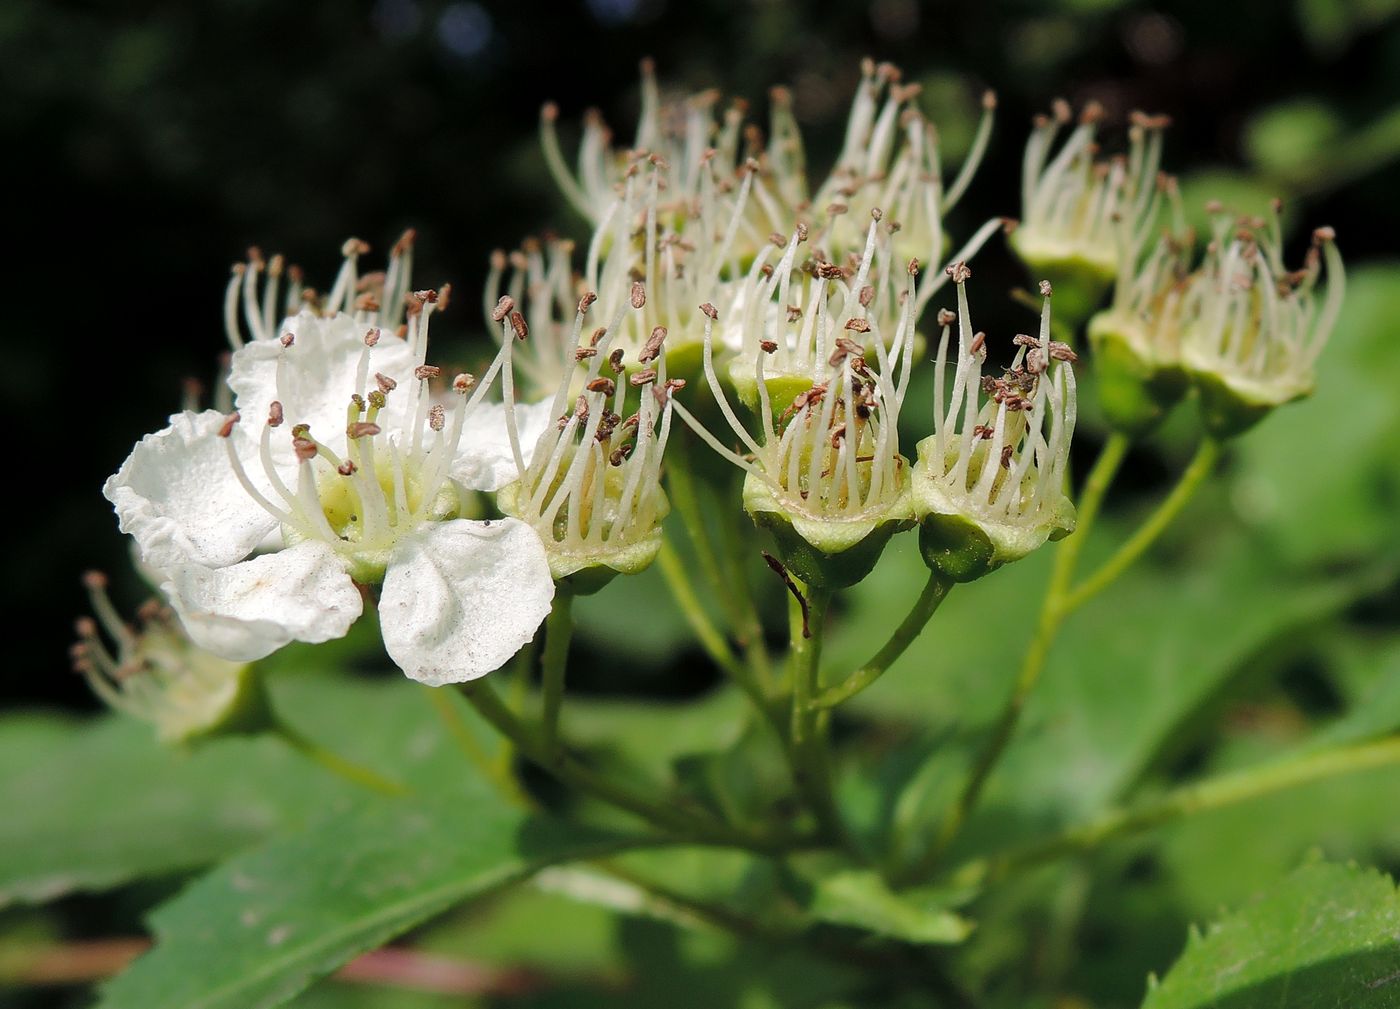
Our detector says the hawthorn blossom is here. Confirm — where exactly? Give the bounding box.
[105,266,557,685]
[913,268,1077,579]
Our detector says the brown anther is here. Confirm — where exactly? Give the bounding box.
[506,311,527,340]
[817,262,845,280]
[578,291,598,314]
[608,348,625,374]
[1048,341,1078,362]
[587,377,617,398]
[1313,225,1336,244]
[1000,217,1020,235]
[937,308,956,327]
[374,372,398,394]
[1000,444,1015,469]
[630,281,646,309]
[453,373,476,394]
[844,317,871,333]
[347,422,381,440]
[826,202,848,217]
[630,367,658,386]
[415,365,442,381]
[350,394,365,411]
[267,401,284,427]
[491,295,514,323]
[75,615,99,638]
[639,325,667,363]
[969,332,987,356]
[972,424,994,440]
[1026,348,1047,374]
[1205,199,1224,214]
[1080,100,1105,124]
[769,232,787,247]
[908,258,920,277]
[364,328,381,347]
[81,570,108,591]
[856,285,874,309]
[425,404,445,432]
[218,412,240,438]
[367,390,387,410]
[337,459,357,476]
[796,222,810,242]
[609,443,635,467]
[759,339,778,354]
[1039,279,1053,297]
[589,327,607,347]
[574,347,598,361]
[279,332,295,348]
[292,437,318,463]
[785,304,803,323]
[946,261,972,284]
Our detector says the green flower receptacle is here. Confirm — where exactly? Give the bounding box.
[1191,370,1290,440]
[1010,230,1115,333]
[742,472,914,589]
[916,512,1001,582]
[1087,313,1188,437]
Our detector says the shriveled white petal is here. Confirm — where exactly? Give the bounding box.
[163,541,362,662]
[103,410,280,571]
[379,518,554,685]
[228,310,418,462]
[450,400,557,492]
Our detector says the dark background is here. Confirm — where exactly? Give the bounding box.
[6,0,1398,706]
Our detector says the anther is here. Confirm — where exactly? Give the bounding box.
[844,318,871,333]
[639,325,667,363]
[946,262,972,284]
[365,328,381,347]
[337,460,358,476]
[630,281,646,309]
[630,368,658,386]
[587,377,617,396]
[375,372,398,394]
[280,333,295,348]
[937,308,957,327]
[428,404,446,431]
[218,412,241,438]
[578,291,598,314]
[415,365,441,380]
[608,348,626,374]
[699,302,718,320]
[347,422,381,440]
[509,311,529,340]
[1039,279,1053,297]
[268,401,284,427]
[491,295,514,323]
[293,437,318,462]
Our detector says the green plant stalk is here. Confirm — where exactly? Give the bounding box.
[656,538,775,722]
[789,587,847,844]
[914,435,1278,878]
[667,445,773,686]
[271,714,407,797]
[709,483,776,690]
[926,433,1130,864]
[1059,438,1222,616]
[957,734,1400,885]
[461,677,800,851]
[422,686,531,809]
[539,590,574,759]
[811,572,953,709]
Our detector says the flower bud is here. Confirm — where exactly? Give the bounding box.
[73,575,268,744]
[913,280,1077,581]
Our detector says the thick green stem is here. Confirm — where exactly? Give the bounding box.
[811,573,952,709]
[539,591,574,759]
[789,588,846,843]
[1060,438,1222,617]
[952,734,1400,885]
[272,715,407,797]
[926,434,1129,865]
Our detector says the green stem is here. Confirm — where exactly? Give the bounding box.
[789,587,846,843]
[272,715,407,797]
[924,433,1129,866]
[656,538,773,719]
[955,734,1400,885]
[461,678,798,851]
[422,686,531,808]
[710,487,775,690]
[811,573,952,709]
[539,590,575,759]
[1060,438,1222,618]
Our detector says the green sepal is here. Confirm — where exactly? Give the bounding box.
[916,512,1001,583]
[1191,369,1293,440]
[1087,311,1189,436]
[742,469,914,588]
[496,479,667,595]
[1010,230,1115,332]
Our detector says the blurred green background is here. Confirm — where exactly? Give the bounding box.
[3,1,1399,1006]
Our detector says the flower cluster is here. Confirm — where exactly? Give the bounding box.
[91,61,1344,735]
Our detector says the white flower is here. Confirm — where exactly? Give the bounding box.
[492,288,677,589]
[1012,105,1171,323]
[71,572,261,744]
[674,226,919,586]
[105,287,557,684]
[1180,207,1343,434]
[913,269,1077,579]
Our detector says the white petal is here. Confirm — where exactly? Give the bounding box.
[163,541,362,662]
[450,400,557,492]
[379,518,554,685]
[103,410,279,571]
[228,310,418,464]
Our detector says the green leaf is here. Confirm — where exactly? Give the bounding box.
[95,781,635,1009]
[806,870,973,946]
[0,672,497,908]
[1142,860,1400,1009]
